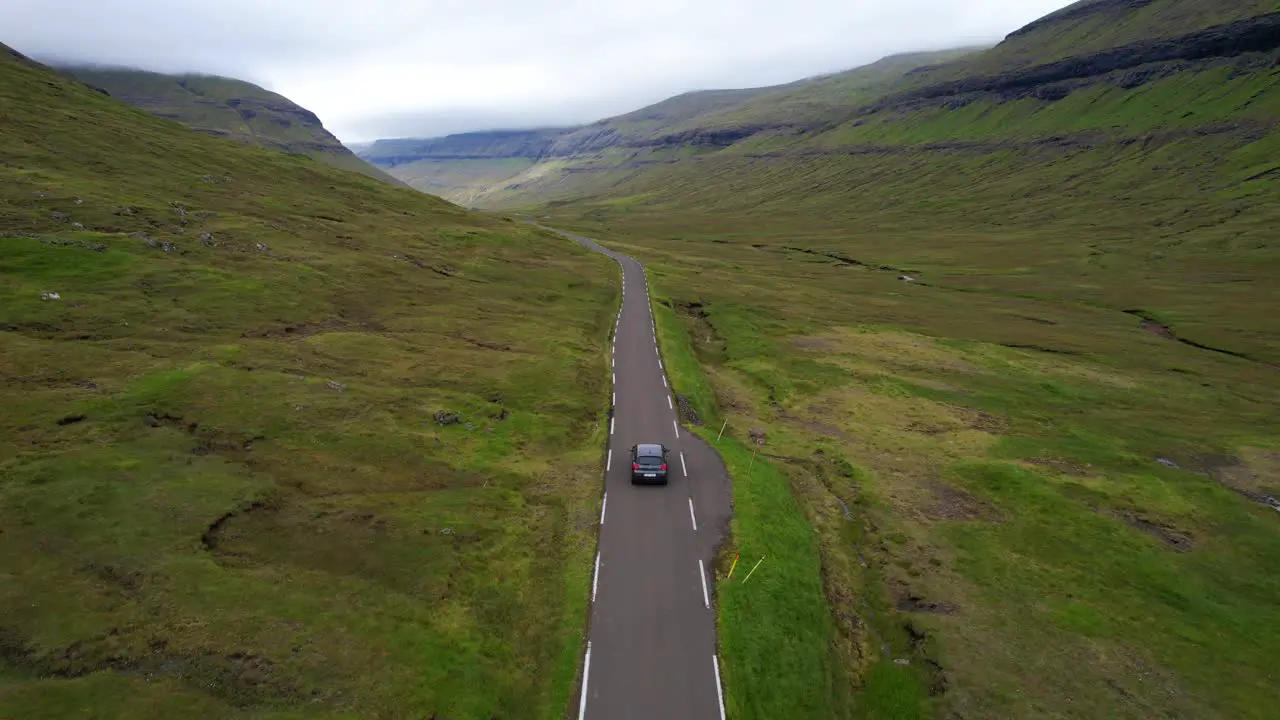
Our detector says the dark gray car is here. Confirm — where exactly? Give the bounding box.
[630,443,670,484]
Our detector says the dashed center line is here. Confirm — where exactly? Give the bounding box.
[673,420,680,438]
[688,497,697,531]
[680,451,687,477]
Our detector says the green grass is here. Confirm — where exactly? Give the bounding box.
[0,47,614,718]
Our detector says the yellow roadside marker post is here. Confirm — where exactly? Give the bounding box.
[726,553,741,580]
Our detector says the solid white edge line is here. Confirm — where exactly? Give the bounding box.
[578,642,593,720]
[689,497,698,531]
[668,396,673,410]
[698,559,709,608]
[680,451,687,477]
[593,548,604,599]
[713,655,726,720]
[673,420,680,438]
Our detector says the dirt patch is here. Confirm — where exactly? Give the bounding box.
[1124,310,1279,371]
[1197,451,1280,510]
[957,407,1007,434]
[905,420,950,436]
[892,581,958,614]
[1026,457,1096,477]
[787,413,856,443]
[1115,511,1194,552]
[202,499,276,552]
[142,411,265,459]
[80,561,146,595]
[903,621,949,697]
[791,336,839,352]
[923,481,999,522]
[241,318,348,339]
[0,623,309,706]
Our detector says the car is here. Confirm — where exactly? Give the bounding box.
[630,443,670,484]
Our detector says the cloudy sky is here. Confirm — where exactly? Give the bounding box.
[3,0,1074,143]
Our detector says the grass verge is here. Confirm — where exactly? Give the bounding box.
[653,291,853,719]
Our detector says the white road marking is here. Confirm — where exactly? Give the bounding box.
[688,497,697,531]
[612,372,615,384]
[578,642,593,720]
[713,655,725,720]
[592,551,601,600]
[698,559,709,609]
[680,451,687,477]
[612,391,616,406]
[668,396,673,410]
[606,450,612,472]
[663,376,667,388]
[659,360,664,371]
[610,418,615,435]
[673,420,680,438]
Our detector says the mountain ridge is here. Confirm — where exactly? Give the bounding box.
[57,64,410,188]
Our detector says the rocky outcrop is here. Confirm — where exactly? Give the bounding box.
[875,12,1280,108]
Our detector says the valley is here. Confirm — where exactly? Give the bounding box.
[362,1,1280,717]
[3,0,1279,718]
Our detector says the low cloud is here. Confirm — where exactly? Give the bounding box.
[3,0,1074,142]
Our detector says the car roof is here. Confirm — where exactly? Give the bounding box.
[635,443,664,455]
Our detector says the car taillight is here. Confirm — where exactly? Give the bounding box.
[632,463,639,470]
[661,464,667,471]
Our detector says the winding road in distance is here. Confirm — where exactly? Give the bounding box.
[542,225,734,720]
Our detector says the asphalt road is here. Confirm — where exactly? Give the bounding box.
[544,226,734,720]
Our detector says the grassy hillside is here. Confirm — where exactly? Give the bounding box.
[0,44,612,719]
[522,1,1280,718]
[60,66,409,188]
[356,48,986,205]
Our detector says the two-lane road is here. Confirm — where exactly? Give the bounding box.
[545,226,733,720]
